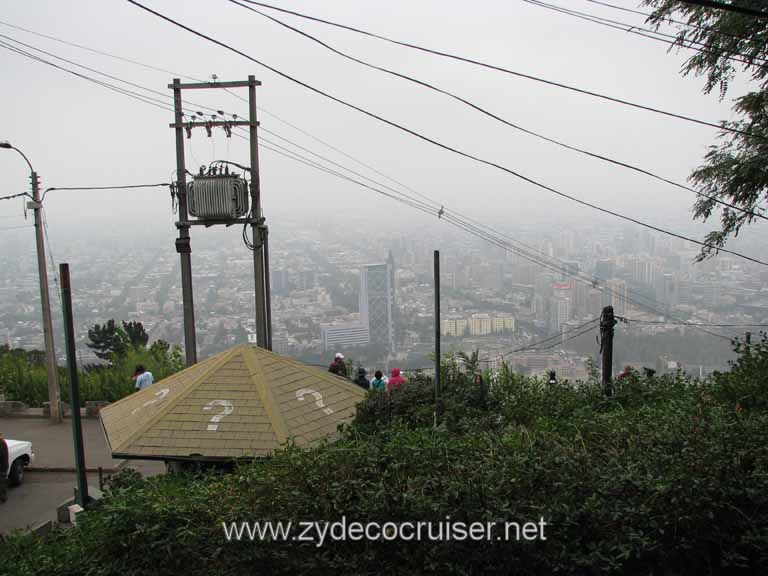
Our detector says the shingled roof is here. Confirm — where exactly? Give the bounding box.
[100,345,366,461]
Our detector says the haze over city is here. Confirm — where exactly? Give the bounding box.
[2,0,766,376]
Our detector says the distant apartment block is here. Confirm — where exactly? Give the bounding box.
[321,321,370,352]
[441,314,515,337]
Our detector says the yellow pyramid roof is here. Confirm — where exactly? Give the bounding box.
[100,345,366,460]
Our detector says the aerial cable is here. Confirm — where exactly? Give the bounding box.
[125,1,768,267]
[234,0,765,221]
[233,0,761,140]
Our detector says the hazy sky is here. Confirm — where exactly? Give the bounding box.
[0,0,763,257]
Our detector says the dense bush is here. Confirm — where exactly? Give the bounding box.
[0,341,183,407]
[3,347,768,575]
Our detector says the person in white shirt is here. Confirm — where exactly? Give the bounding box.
[133,365,154,390]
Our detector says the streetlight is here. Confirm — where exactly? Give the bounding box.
[1,140,62,422]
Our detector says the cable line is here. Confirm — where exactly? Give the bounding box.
[522,0,768,67]
[677,0,768,20]
[620,318,768,327]
[234,0,765,222]
[42,183,170,202]
[0,14,737,342]
[126,0,768,267]
[0,39,175,113]
[235,0,760,139]
[0,18,205,81]
[233,127,733,342]
[581,0,765,44]
[0,192,31,201]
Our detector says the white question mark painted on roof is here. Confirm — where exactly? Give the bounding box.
[296,388,333,415]
[131,388,170,415]
[203,399,234,431]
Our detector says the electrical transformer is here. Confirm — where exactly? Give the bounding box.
[188,175,249,219]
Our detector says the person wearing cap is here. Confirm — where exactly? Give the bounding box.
[328,353,348,378]
[0,433,8,503]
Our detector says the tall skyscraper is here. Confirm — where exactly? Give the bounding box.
[360,254,396,353]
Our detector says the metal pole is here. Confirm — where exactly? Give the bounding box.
[172,78,197,366]
[248,74,268,348]
[263,226,273,350]
[60,264,88,506]
[434,250,441,403]
[30,171,61,423]
[600,305,616,396]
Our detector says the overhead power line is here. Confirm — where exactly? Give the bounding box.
[123,0,768,267]
[41,183,170,201]
[234,0,760,140]
[0,224,33,231]
[233,126,733,342]
[0,192,31,201]
[0,39,175,113]
[581,0,765,44]
[0,15,737,342]
[677,0,768,20]
[233,0,766,222]
[0,18,204,81]
[521,0,768,67]
[620,318,768,327]
[490,319,600,362]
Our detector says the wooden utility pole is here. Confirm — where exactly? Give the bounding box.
[60,264,88,506]
[600,306,616,396]
[32,172,61,422]
[0,142,61,422]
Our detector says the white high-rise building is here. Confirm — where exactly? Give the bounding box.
[321,321,370,351]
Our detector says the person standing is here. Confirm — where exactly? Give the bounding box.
[133,365,154,391]
[353,367,370,391]
[370,370,387,392]
[0,433,8,503]
[328,353,348,378]
[387,368,406,391]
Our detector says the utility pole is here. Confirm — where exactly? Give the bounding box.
[172,79,197,366]
[434,250,441,410]
[248,75,269,349]
[169,76,271,364]
[0,141,61,422]
[60,264,88,506]
[600,306,616,396]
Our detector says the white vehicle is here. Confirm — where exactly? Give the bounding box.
[5,439,34,486]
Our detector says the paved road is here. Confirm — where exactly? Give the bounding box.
[1,418,119,470]
[1,460,165,535]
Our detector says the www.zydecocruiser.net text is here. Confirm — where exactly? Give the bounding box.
[223,516,548,546]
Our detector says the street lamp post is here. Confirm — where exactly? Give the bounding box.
[1,141,61,422]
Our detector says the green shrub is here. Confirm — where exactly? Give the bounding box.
[4,345,768,574]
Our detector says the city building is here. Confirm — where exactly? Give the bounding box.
[550,283,572,332]
[492,314,516,334]
[321,321,370,351]
[605,278,628,317]
[469,313,493,336]
[359,253,397,352]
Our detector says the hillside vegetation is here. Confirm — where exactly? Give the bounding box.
[4,339,768,575]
